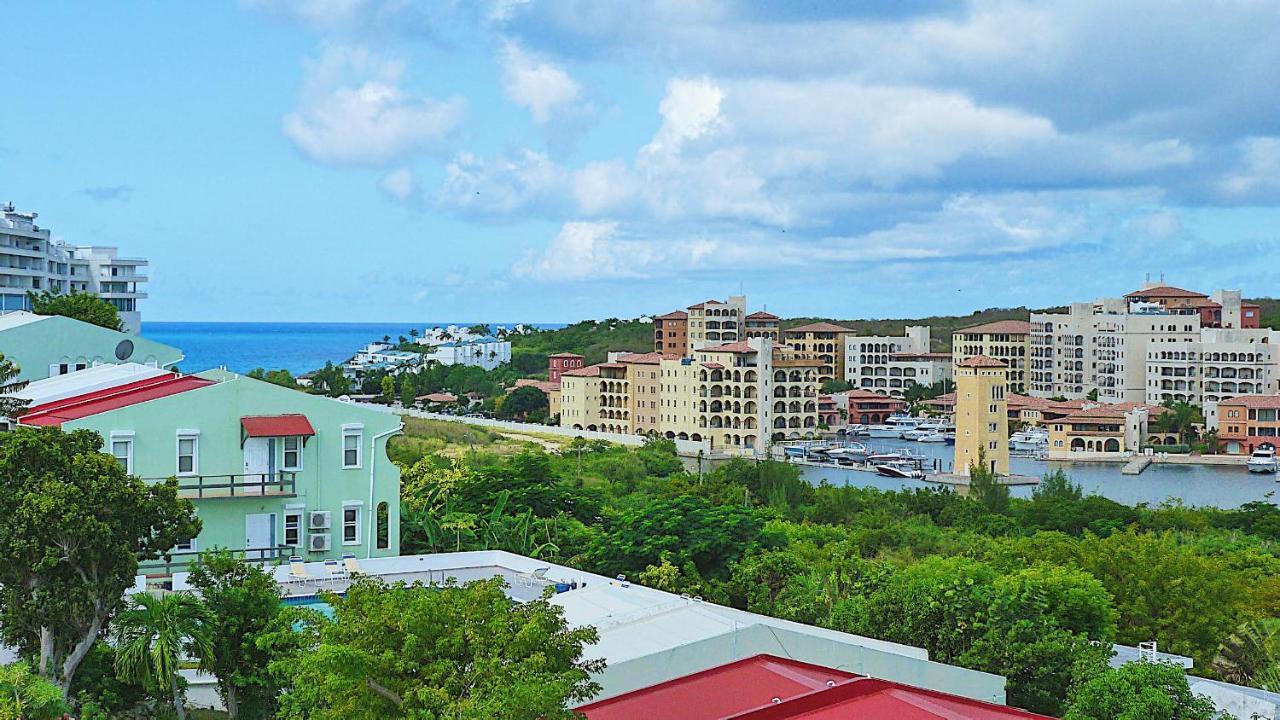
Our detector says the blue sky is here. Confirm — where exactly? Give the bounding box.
[2,1,1280,322]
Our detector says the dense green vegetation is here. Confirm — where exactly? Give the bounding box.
[784,306,1058,352]
[507,318,653,368]
[27,290,124,331]
[400,439,1280,716]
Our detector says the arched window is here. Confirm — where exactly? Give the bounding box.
[376,501,390,549]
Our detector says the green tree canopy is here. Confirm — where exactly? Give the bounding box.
[0,662,70,720]
[0,353,28,418]
[1063,661,1224,720]
[273,577,602,719]
[28,290,122,331]
[246,368,301,390]
[0,427,200,694]
[499,385,549,419]
[187,550,286,719]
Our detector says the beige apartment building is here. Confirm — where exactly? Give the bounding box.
[616,352,663,435]
[844,326,952,398]
[782,322,856,383]
[744,311,780,341]
[659,356,702,440]
[952,320,1031,394]
[686,296,747,352]
[559,365,604,431]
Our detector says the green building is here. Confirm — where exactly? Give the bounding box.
[0,311,182,383]
[17,364,402,565]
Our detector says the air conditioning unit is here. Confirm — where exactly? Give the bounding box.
[309,534,331,552]
[308,511,331,530]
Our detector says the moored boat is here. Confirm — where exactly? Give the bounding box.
[1248,447,1278,474]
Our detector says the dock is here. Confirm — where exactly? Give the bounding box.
[931,473,1041,487]
[1122,457,1152,475]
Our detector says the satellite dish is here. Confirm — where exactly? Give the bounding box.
[114,339,134,361]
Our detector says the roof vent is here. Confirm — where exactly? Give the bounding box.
[771,698,782,704]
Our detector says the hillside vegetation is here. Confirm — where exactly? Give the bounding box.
[782,306,1063,352]
[509,318,653,371]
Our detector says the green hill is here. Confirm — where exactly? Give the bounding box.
[783,306,1064,352]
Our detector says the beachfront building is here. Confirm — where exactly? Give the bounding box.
[782,322,855,383]
[743,311,780,341]
[1,204,150,333]
[0,311,182,384]
[953,356,1009,476]
[1047,403,1159,458]
[952,321,1031,394]
[1216,395,1280,455]
[15,364,402,562]
[686,296,747,352]
[653,311,688,355]
[843,326,952,398]
[420,335,511,371]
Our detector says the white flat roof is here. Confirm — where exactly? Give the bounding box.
[16,363,170,406]
[0,311,48,332]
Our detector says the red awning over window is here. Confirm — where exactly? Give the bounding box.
[241,414,316,438]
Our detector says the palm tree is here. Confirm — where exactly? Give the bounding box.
[114,592,213,720]
[1151,400,1204,444]
[1214,618,1280,690]
[0,352,29,418]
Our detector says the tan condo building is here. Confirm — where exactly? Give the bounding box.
[686,296,747,352]
[953,356,1010,476]
[782,322,856,383]
[952,320,1030,395]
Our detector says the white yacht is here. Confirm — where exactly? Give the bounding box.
[866,425,902,438]
[1247,447,1278,474]
[1009,428,1049,451]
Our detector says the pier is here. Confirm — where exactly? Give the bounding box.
[1122,457,1152,475]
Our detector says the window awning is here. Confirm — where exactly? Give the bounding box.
[241,414,316,438]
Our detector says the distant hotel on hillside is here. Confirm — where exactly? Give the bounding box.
[1,203,150,333]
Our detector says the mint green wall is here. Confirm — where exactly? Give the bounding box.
[64,372,401,561]
[0,315,183,382]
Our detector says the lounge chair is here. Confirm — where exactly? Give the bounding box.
[519,566,550,587]
[342,553,361,576]
[323,558,348,587]
[288,556,313,585]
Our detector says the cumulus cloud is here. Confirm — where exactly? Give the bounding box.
[1219,137,1280,202]
[437,149,568,217]
[377,167,416,202]
[282,46,465,166]
[514,221,654,281]
[499,41,582,123]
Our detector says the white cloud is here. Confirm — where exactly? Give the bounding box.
[438,149,568,216]
[1219,137,1280,201]
[378,167,416,201]
[500,42,582,123]
[514,221,636,281]
[282,46,465,166]
[643,77,726,157]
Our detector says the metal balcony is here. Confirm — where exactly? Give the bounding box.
[168,472,298,499]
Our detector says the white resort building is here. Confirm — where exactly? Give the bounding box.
[1,204,150,333]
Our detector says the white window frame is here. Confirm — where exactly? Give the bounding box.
[341,424,364,469]
[283,505,305,548]
[175,537,196,552]
[110,431,135,474]
[176,430,200,477]
[341,502,363,546]
[282,436,302,471]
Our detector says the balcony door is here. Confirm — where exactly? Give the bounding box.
[245,513,276,560]
[243,437,276,495]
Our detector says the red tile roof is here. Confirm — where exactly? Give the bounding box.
[576,655,857,720]
[1220,394,1280,409]
[958,355,1008,368]
[655,310,689,320]
[1124,285,1208,299]
[514,379,560,393]
[548,352,585,359]
[842,389,907,403]
[562,365,602,377]
[687,299,725,309]
[955,320,1031,335]
[416,392,459,403]
[731,677,1052,719]
[786,321,855,334]
[241,414,316,438]
[616,352,663,364]
[20,374,216,427]
[701,341,757,353]
[746,311,780,320]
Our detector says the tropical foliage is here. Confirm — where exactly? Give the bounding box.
[0,353,27,418]
[0,662,69,720]
[113,592,213,720]
[28,289,123,331]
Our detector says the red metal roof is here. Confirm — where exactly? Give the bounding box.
[730,677,1053,719]
[577,655,857,720]
[20,375,216,427]
[241,414,316,438]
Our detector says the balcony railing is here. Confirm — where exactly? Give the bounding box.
[138,544,293,577]
[166,472,298,499]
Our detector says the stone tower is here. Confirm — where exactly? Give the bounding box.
[954,355,1010,476]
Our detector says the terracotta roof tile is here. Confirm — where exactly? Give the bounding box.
[1124,285,1208,299]
[954,320,1031,335]
[958,355,1008,368]
[654,310,689,320]
[785,321,855,334]
[1220,394,1280,409]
